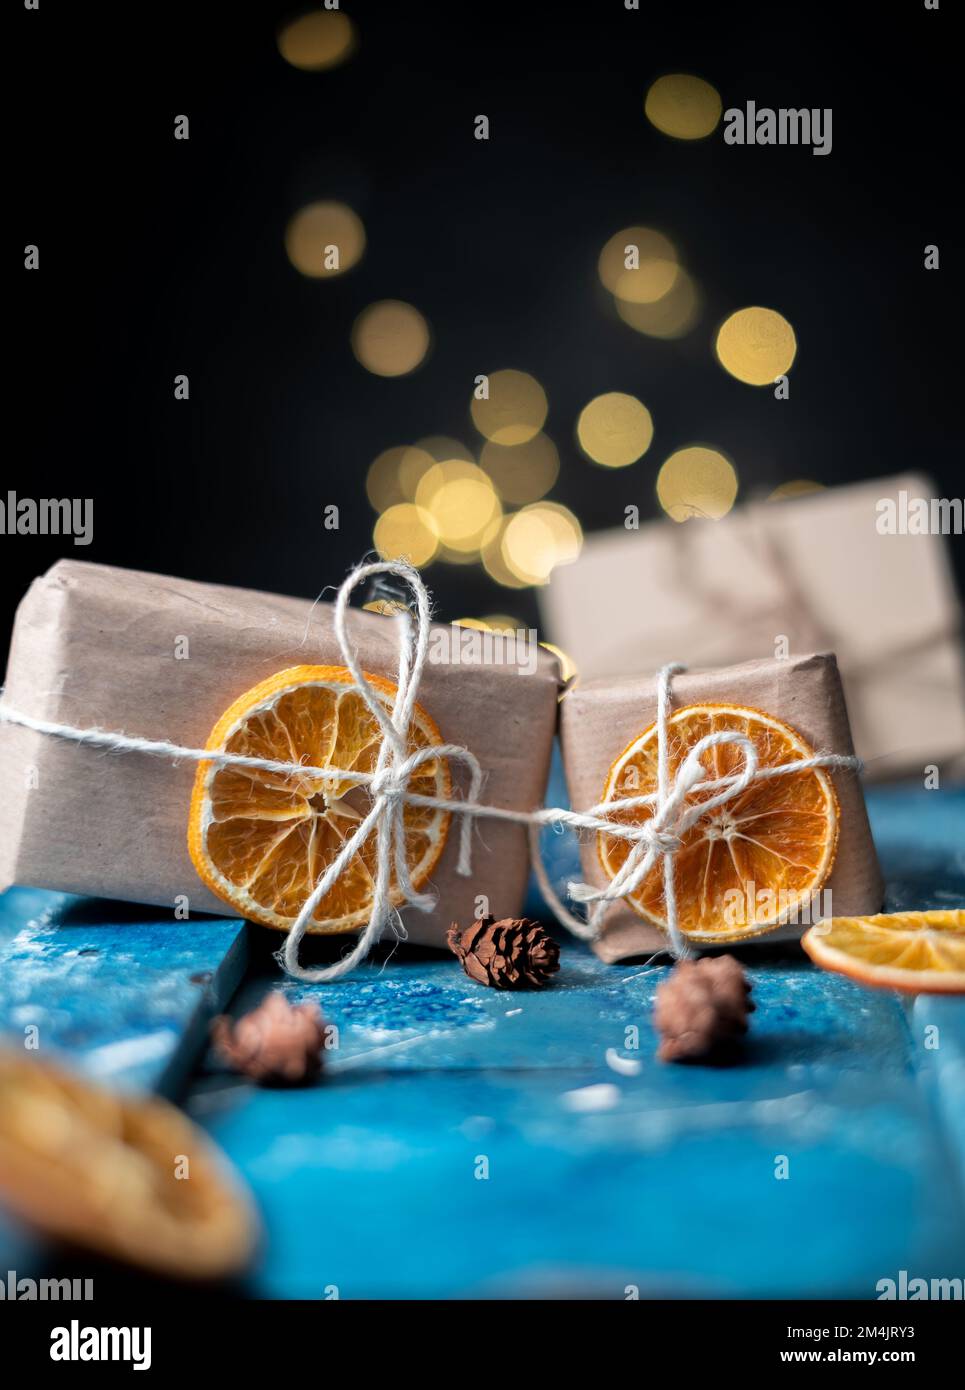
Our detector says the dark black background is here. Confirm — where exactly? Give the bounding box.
[9,0,961,653]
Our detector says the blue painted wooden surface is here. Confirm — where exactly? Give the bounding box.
[0,894,246,1094]
[0,772,963,1297]
[0,893,246,1271]
[190,950,965,1298]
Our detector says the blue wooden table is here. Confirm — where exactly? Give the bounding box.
[1,775,963,1299]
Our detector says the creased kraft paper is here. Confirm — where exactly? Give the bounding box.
[542,473,965,781]
[0,561,561,947]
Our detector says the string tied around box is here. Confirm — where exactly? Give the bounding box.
[0,559,862,978]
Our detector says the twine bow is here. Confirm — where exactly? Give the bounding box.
[558,664,760,959]
[540,662,861,958]
[277,561,485,981]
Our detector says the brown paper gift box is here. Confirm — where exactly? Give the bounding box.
[0,561,562,946]
[559,652,885,963]
[541,473,965,781]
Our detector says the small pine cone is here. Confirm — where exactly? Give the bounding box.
[211,991,327,1085]
[447,916,560,990]
[653,955,755,1063]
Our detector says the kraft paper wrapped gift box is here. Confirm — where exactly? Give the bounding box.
[0,561,562,946]
[560,652,885,963]
[541,472,965,781]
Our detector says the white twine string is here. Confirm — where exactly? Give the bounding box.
[0,560,862,978]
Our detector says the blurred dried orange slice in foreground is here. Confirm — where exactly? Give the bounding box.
[802,910,965,994]
[189,665,450,933]
[0,1052,256,1278]
[598,703,839,943]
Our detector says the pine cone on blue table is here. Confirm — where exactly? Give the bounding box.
[654,954,754,1062]
[447,916,560,989]
[211,991,326,1085]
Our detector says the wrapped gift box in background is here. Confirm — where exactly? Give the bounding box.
[542,473,965,781]
[0,561,561,945]
[560,652,885,963]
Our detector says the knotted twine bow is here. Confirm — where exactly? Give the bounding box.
[536,662,861,959]
[0,560,862,977]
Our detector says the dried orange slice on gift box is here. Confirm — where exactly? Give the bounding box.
[188,665,450,933]
[598,704,839,943]
[802,911,965,994]
[0,1051,256,1278]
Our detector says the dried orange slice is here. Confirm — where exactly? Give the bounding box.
[802,911,965,994]
[188,665,450,933]
[598,703,839,943]
[0,1051,256,1278]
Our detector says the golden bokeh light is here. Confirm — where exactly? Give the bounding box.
[598,227,678,304]
[365,444,436,511]
[285,201,365,278]
[500,503,583,585]
[415,460,501,553]
[470,369,548,446]
[615,267,701,339]
[277,11,356,71]
[453,613,522,633]
[616,258,678,304]
[576,392,654,468]
[768,480,826,501]
[363,599,410,617]
[539,641,578,684]
[482,613,520,632]
[373,503,439,567]
[645,74,722,140]
[415,458,484,509]
[480,434,560,504]
[366,446,406,512]
[716,307,797,385]
[431,477,501,549]
[352,300,431,377]
[657,447,738,522]
[397,445,436,499]
[415,435,474,464]
[481,520,530,590]
[436,545,483,566]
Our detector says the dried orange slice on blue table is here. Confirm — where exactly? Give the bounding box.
[598,703,839,943]
[802,911,965,994]
[188,665,450,933]
[0,1052,256,1278]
